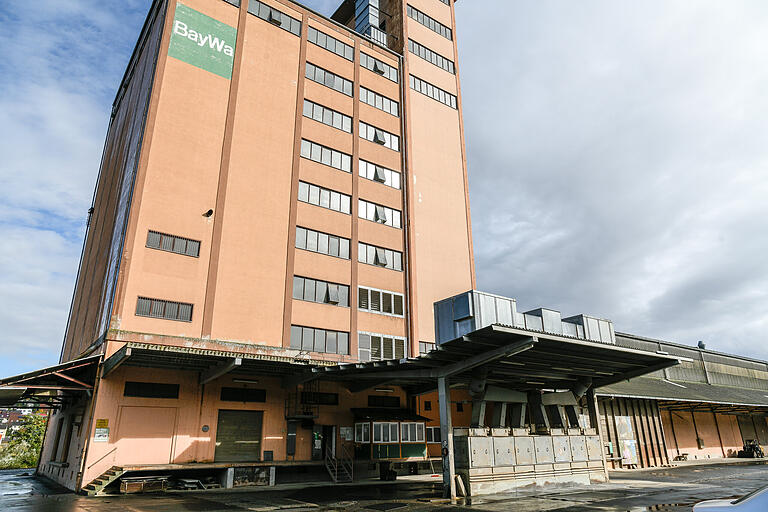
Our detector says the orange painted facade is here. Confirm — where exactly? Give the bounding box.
[42,0,477,492]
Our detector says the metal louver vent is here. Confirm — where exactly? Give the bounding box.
[146,230,200,258]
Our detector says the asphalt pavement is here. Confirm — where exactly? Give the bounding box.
[2,461,767,511]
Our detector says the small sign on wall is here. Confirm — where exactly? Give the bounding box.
[95,418,109,429]
[94,428,109,442]
[340,427,353,441]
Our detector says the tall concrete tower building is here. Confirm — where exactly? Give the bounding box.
[13,0,475,492]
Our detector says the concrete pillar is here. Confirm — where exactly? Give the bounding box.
[509,403,527,428]
[438,376,456,499]
[471,400,487,427]
[587,388,609,481]
[491,403,508,428]
[565,405,582,429]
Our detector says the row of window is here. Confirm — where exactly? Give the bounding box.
[293,276,350,307]
[136,297,193,322]
[306,62,353,96]
[426,426,442,443]
[407,4,452,40]
[307,25,354,61]
[410,74,458,109]
[303,99,352,133]
[359,332,408,362]
[124,381,268,402]
[419,341,436,355]
[296,226,403,274]
[359,199,402,229]
[437,0,450,5]
[248,0,302,37]
[408,38,455,74]
[360,52,399,83]
[292,278,405,320]
[360,86,399,117]
[295,226,351,260]
[358,287,405,317]
[298,179,401,230]
[358,242,403,271]
[298,181,352,215]
[290,325,350,355]
[359,121,400,151]
[300,139,353,173]
[359,160,401,190]
[300,137,402,191]
[146,230,200,258]
[353,421,429,444]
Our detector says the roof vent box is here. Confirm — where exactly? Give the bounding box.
[524,308,563,335]
[434,291,520,345]
[561,314,616,345]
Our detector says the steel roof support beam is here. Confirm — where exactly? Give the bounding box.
[102,346,132,378]
[334,338,537,382]
[593,359,682,388]
[200,358,242,385]
[52,371,92,389]
[438,375,456,500]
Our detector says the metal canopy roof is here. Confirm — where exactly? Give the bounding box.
[597,377,768,413]
[102,342,338,383]
[297,325,684,393]
[0,354,101,409]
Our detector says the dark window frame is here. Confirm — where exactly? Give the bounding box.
[124,381,180,399]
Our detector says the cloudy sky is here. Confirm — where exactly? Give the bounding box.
[1,0,766,377]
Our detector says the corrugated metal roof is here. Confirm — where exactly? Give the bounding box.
[304,324,683,392]
[597,377,768,408]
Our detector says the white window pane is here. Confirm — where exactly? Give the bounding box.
[298,181,309,202]
[340,195,351,214]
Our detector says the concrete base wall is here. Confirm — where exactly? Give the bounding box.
[459,462,607,496]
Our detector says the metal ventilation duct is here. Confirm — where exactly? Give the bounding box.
[434,290,617,345]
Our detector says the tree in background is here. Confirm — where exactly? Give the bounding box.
[0,414,48,469]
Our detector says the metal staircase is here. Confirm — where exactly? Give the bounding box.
[82,466,125,496]
[325,443,354,483]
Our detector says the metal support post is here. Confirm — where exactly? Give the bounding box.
[471,400,487,427]
[586,388,609,481]
[438,376,456,500]
[491,403,508,428]
[509,403,526,428]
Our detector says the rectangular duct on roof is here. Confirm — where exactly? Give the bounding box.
[434,290,519,344]
[562,315,616,345]
[435,291,617,346]
[525,308,563,335]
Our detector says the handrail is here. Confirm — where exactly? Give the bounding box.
[86,447,117,470]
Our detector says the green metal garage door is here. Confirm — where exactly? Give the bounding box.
[214,410,263,462]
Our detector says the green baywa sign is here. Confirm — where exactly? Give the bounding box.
[169,3,237,79]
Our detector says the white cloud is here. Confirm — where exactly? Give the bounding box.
[457,0,768,358]
[0,0,149,375]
